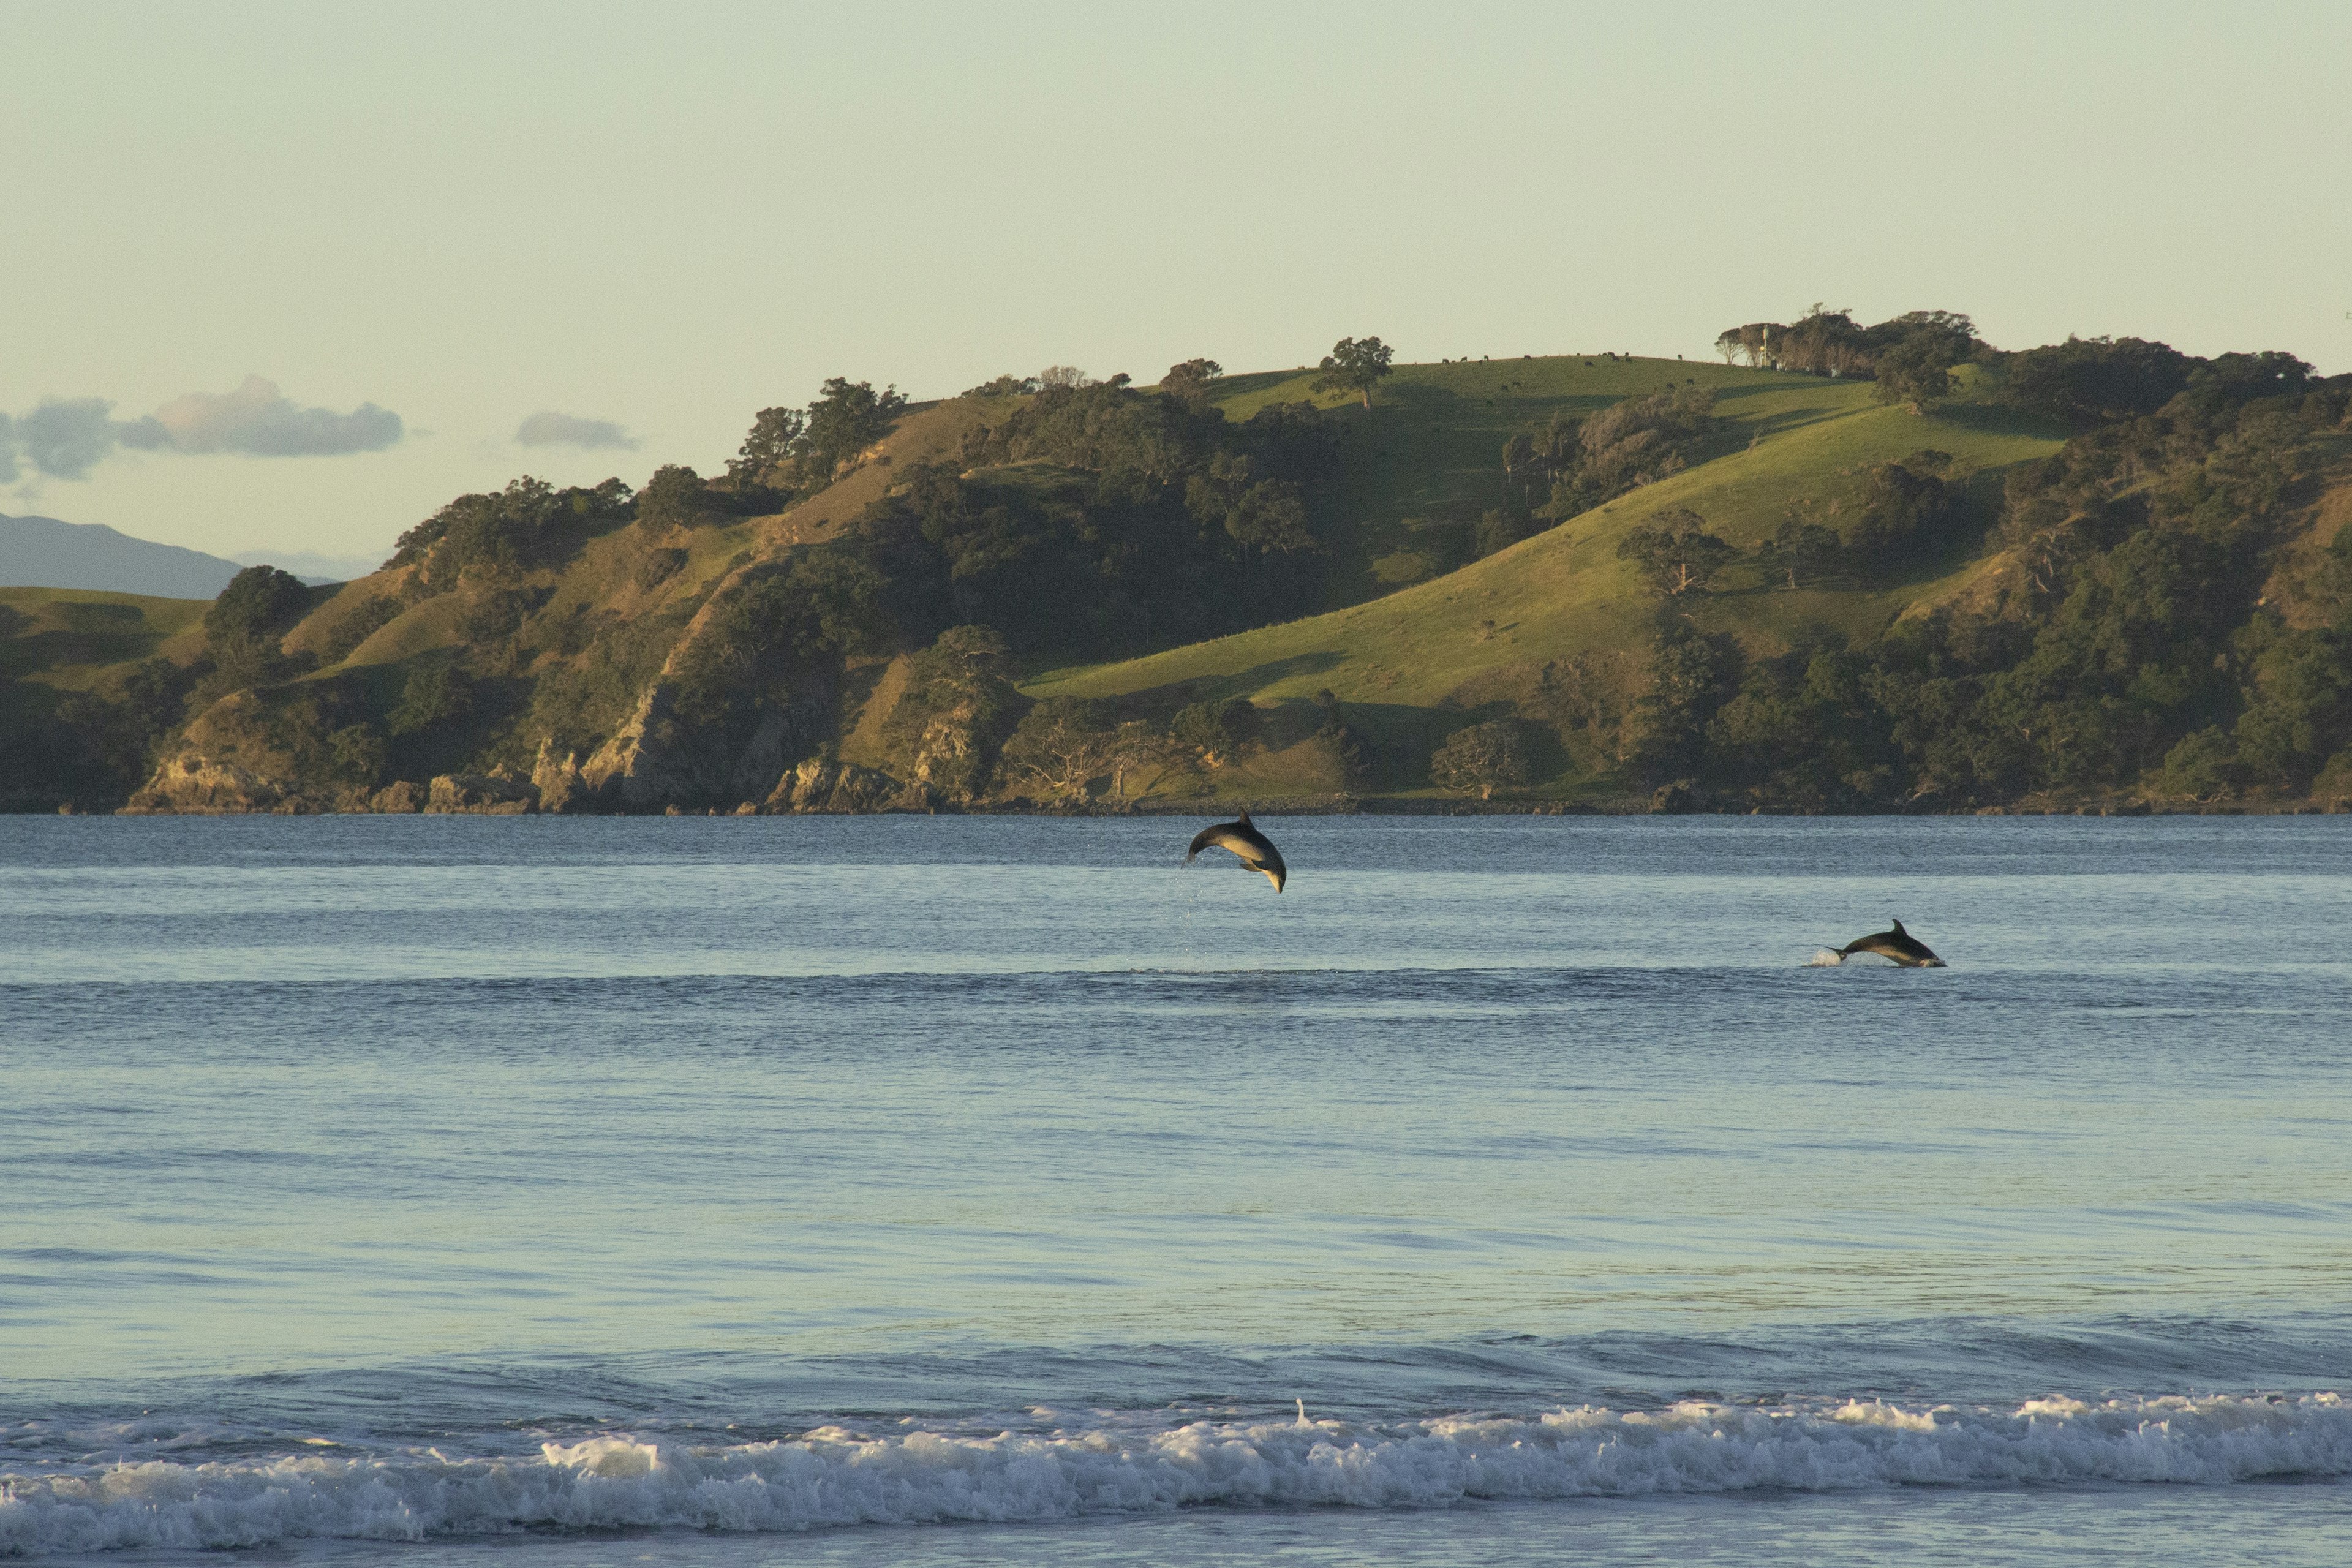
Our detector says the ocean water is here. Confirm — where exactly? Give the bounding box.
[2,813,2350,1564]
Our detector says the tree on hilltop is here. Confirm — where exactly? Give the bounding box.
[962,372,1040,398]
[2001,336,2195,429]
[1716,323,1780,368]
[796,377,908,485]
[206,565,309,648]
[636,464,715,529]
[1313,337,1394,408]
[1160,358,1224,407]
[1872,316,1977,412]
[728,406,807,484]
[1781,305,1870,377]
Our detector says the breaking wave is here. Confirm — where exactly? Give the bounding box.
[6,1393,2348,1556]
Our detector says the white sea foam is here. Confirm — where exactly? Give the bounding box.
[4,1394,2347,1556]
[1807,949,1846,966]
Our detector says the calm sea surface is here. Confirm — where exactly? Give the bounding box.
[3,815,2350,1564]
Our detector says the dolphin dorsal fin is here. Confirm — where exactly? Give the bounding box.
[1892,918,1907,935]
[1238,809,1253,824]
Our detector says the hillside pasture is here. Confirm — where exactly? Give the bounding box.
[1035,361,2065,794]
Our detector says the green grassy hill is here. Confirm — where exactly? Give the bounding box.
[1028,356,2065,796]
[0,587,206,693]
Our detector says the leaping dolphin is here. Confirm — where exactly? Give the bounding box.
[1186,809,1287,892]
[1833,918,1944,967]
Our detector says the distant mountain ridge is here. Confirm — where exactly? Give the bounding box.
[1,513,345,596]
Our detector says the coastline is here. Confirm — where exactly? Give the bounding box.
[66,790,2352,818]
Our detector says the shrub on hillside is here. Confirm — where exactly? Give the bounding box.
[1310,688,1372,788]
[1171,696,1259,763]
[998,697,1118,801]
[1848,453,1958,568]
[389,665,473,737]
[2157,727,2244,801]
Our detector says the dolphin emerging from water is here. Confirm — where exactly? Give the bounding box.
[1186,809,1287,892]
[1833,918,1944,967]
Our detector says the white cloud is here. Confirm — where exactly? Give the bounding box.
[515,410,638,450]
[7,398,122,480]
[118,375,403,456]
[4,378,407,484]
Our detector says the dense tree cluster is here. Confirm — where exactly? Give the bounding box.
[202,565,313,690]
[666,550,888,741]
[1170,695,1259,763]
[1624,349,2352,807]
[845,377,1342,658]
[388,477,635,586]
[0,644,200,812]
[726,378,910,492]
[1714,306,1983,390]
[1999,337,2195,429]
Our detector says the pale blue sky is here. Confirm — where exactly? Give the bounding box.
[6,1,2349,571]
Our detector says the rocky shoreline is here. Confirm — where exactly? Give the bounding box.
[89,762,2352,820]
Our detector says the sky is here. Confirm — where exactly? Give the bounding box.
[6,1,2350,576]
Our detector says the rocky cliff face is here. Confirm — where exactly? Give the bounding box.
[571,682,832,812]
[124,692,313,813]
[125,752,292,815]
[426,774,539,814]
[763,758,911,813]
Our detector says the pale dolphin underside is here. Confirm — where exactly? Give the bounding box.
[1834,918,1944,967]
[1186,809,1287,892]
